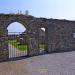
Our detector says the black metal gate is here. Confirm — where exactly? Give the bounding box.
[8,32,28,58]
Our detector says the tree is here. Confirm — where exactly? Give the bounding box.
[25,10,29,15]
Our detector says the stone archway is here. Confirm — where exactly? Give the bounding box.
[1,14,75,62]
[0,14,49,62]
[0,15,39,61]
[7,22,28,58]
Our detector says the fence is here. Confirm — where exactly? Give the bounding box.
[8,32,28,58]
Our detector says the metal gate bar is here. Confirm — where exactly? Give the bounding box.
[8,32,28,58]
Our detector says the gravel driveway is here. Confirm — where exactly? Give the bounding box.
[0,51,75,75]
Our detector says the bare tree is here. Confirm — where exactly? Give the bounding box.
[25,10,29,15]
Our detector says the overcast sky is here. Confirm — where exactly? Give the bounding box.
[1,0,75,32]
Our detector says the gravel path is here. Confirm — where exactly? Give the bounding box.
[1,51,75,75]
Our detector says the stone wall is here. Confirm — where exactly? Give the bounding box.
[47,19,75,52]
[0,14,75,62]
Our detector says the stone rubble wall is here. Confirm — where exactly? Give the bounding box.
[0,14,75,62]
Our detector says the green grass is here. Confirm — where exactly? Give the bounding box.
[8,40,45,51]
[39,44,45,49]
[9,40,27,51]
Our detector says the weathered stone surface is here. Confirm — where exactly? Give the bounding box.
[0,14,75,62]
[27,38,39,56]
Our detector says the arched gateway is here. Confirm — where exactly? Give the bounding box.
[0,14,75,62]
[0,14,48,61]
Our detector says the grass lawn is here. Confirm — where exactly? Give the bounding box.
[8,40,45,51]
[9,40,27,51]
[39,44,45,49]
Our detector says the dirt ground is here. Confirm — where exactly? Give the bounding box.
[0,51,75,75]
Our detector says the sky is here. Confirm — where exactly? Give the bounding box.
[0,0,75,33]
